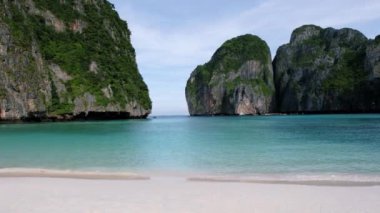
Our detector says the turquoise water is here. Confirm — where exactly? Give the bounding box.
[0,115,380,177]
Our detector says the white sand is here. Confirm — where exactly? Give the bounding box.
[1,175,380,213]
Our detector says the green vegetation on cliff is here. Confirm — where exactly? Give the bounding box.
[0,88,6,99]
[187,34,272,98]
[291,26,368,93]
[209,34,271,73]
[1,0,151,118]
[375,35,380,44]
[186,34,274,115]
[322,49,367,92]
[33,0,81,23]
[274,24,378,113]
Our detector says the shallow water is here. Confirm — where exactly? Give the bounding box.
[0,115,380,178]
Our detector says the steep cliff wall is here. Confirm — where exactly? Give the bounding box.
[186,26,380,116]
[273,25,380,113]
[0,0,151,121]
[185,35,275,115]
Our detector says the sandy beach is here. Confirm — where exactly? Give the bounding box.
[0,170,379,213]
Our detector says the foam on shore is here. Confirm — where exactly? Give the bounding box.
[2,168,380,186]
[0,168,149,180]
[188,174,380,186]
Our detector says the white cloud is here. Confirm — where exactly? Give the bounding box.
[111,0,380,115]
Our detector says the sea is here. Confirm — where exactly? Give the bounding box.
[1,114,380,181]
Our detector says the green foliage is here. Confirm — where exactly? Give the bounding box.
[302,35,324,46]
[186,66,210,101]
[291,25,322,38]
[208,34,271,73]
[195,66,212,84]
[291,33,325,67]
[4,0,151,114]
[290,27,368,94]
[189,34,271,87]
[0,88,6,99]
[323,49,367,92]
[33,0,80,23]
[253,79,273,97]
[375,35,380,44]
[4,4,32,47]
[48,81,74,115]
[80,1,150,109]
[225,77,273,97]
[187,34,273,105]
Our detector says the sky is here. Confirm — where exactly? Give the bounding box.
[109,0,380,115]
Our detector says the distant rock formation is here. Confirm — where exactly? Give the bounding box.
[0,0,151,121]
[185,35,275,115]
[366,36,380,79]
[186,25,380,116]
[273,25,380,113]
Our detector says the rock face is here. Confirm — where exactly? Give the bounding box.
[273,25,380,113]
[0,0,151,121]
[186,26,380,116]
[186,35,275,115]
[366,36,380,79]
[361,36,380,110]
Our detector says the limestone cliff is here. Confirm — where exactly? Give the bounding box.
[273,25,380,113]
[185,35,275,115]
[0,0,151,121]
[366,36,380,79]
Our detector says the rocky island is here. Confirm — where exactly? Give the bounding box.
[186,25,380,115]
[0,0,151,121]
[274,25,380,113]
[185,35,275,115]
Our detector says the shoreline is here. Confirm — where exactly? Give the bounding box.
[189,177,380,187]
[0,168,149,180]
[2,168,380,187]
[1,113,380,124]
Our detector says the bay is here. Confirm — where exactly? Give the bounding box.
[1,114,380,178]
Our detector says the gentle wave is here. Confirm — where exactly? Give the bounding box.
[188,173,380,186]
[0,168,149,180]
[2,168,380,186]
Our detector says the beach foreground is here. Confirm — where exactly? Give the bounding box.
[1,174,379,213]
